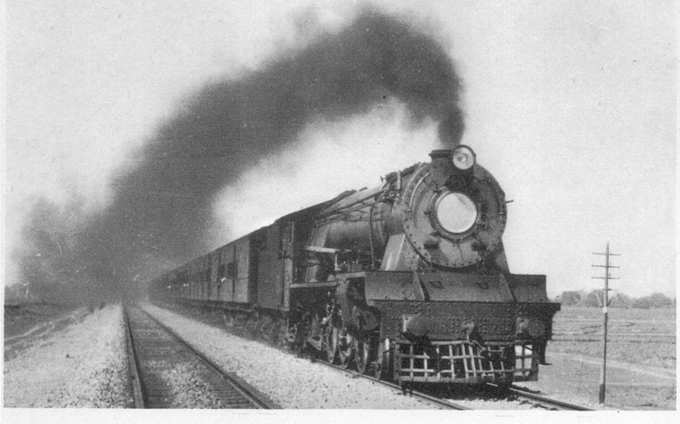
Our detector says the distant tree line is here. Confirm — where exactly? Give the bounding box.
[555,290,675,309]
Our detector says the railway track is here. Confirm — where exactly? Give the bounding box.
[124,305,278,409]
[320,358,592,410]
[316,360,471,409]
[485,383,594,410]
[302,339,592,411]
[150,302,594,410]
[150,302,469,409]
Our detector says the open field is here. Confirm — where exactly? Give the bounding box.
[4,302,79,338]
[550,306,676,370]
[523,306,676,409]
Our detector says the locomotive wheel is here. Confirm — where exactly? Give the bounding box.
[372,362,382,379]
[222,312,234,328]
[235,313,248,332]
[353,337,370,375]
[259,315,275,342]
[271,318,283,344]
[337,332,354,368]
[379,349,394,381]
[324,326,339,363]
[246,313,260,337]
[373,342,386,379]
[277,323,290,350]
[293,323,309,357]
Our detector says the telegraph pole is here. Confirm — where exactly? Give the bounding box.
[592,242,620,404]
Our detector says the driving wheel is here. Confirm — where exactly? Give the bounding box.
[353,337,370,374]
[324,325,339,363]
[337,331,354,368]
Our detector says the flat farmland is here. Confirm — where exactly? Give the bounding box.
[551,306,675,370]
[4,303,79,338]
[521,306,676,409]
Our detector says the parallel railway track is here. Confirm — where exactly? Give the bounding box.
[124,305,278,409]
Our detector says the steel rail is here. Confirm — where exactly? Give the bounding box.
[133,305,279,409]
[123,307,146,408]
[486,383,594,411]
[320,361,471,410]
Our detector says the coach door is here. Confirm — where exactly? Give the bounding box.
[255,222,293,311]
[280,221,294,310]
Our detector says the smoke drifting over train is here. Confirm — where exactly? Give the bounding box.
[16,9,465,302]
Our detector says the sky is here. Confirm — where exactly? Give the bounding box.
[4,0,676,298]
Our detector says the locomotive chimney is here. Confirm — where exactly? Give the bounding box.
[429,149,455,186]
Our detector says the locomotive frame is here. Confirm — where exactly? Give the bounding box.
[149,146,560,386]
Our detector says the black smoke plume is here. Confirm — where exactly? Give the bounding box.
[16,10,465,302]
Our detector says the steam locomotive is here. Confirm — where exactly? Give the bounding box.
[149,146,560,385]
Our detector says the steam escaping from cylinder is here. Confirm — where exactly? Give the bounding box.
[15,8,465,302]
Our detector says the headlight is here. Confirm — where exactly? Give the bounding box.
[435,192,478,233]
[451,145,476,170]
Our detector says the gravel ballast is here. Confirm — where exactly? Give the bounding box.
[142,303,439,409]
[4,304,131,407]
[159,362,231,408]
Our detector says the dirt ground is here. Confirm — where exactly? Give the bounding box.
[521,306,676,410]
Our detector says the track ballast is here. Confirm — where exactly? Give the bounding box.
[124,305,278,409]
